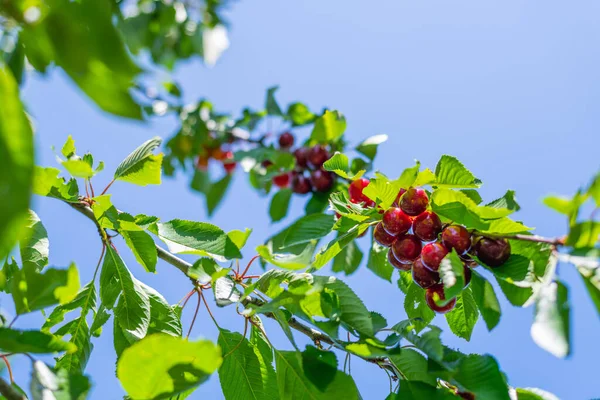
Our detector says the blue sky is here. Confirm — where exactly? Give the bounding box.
[6,0,600,398]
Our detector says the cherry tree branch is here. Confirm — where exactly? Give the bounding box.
[0,377,24,400]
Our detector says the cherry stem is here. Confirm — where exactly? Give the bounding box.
[186,291,202,339]
[223,318,249,359]
[239,255,261,279]
[0,356,13,384]
[200,290,219,327]
[89,180,95,197]
[7,315,18,329]
[179,288,196,309]
[100,179,115,196]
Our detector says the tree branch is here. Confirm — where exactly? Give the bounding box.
[480,233,566,246]
[0,377,25,400]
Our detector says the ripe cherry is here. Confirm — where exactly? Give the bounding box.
[425,285,457,314]
[294,147,309,168]
[463,264,472,287]
[399,188,429,216]
[393,188,407,207]
[273,173,290,188]
[441,225,471,254]
[473,237,511,267]
[223,161,236,174]
[420,242,448,272]
[412,258,440,289]
[310,170,335,192]
[292,173,312,194]
[308,145,330,168]
[374,222,397,247]
[382,208,412,236]
[278,132,295,149]
[392,234,422,263]
[412,211,442,242]
[387,249,411,271]
[348,178,375,207]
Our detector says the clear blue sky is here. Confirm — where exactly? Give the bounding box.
[7,0,600,398]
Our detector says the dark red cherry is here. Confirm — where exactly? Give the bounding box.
[412,258,440,289]
[292,173,312,194]
[420,242,448,272]
[294,147,309,168]
[348,178,375,207]
[307,145,330,168]
[261,160,274,168]
[273,173,290,188]
[222,152,236,174]
[387,249,411,271]
[399,188,429,216]
[393,188,407,207]
[382,208,412,236]
[463,264,472,287]
[310,170,335,192]
[441,225,471,255]
[392,234,422,263]
[425,285,456,314]
[412,211,442,242]
[278,132,295,149]
[457,391,476,400]
[374,222,396,247]
[473,237,511,267]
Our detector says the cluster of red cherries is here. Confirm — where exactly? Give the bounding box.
[268,132,336,194]
[196,145,237,174]
[348,178,511,314]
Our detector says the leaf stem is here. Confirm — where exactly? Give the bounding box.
[100,179,115,196]
[0,356,13,383]
[186,291,202,339]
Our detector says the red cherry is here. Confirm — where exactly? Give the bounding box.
[387,249,411,271]
[273,173,290,188]
[393,188,407,207]
[294,148,309,168]
[392,234,422,263]
[278,132,295,149]
[412,211,442,242]
[292,173,312,194]
[420,242,448,272]
[307,145,330,168]
[310,170,335,192]
[261,160,274,168]
[463,264,472,287]
[441,225,471,254]
[223,161,236,174]
[348,178,375,207]
[382,208,412,236]
[374,222,397,247]
[473,237,511,267]
[425,285,456,314]
[412,258,440,289]
[399,188,429,216]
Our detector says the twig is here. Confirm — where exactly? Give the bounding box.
[482,233,565,246]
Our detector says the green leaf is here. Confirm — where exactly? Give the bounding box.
[445,289,479,341]
[355,134,388,161]
[270,189,293,223]
[55,317,93,374]
[122,229,158,273]
[207,174,233,216]
[515,388,560,400]
[566,221,600,248]
[32,166,79,202]
[366,239,394,282]
[275,350,359,399]
[302,346,337,391]
[0,328,75,354]
[439,250,465,300]
[434,155,481,188]
[62,158,95,179]
[486,190,520,211]
[149,219,244,260]
[218,329,275,400]
[0,65,33,260]
[140,282,183,337]
[249,323,278,397]
[323,152,365,180]
[452,355,510,400]
[283,214,336,247]
[213,276,242,307]
[574,258,600,318]
[332,238,363,276]
[12,262,80,315]
[310,110,346,144]
[114,136,163,186]
[327,278,378,337]
[531,280,570,358]
[470,272,501,331]
[404,283,435,332]
[30,361,91,400]
[19,210,49,272]
[395,381,457,399]
[363,170,414,210]
[265,86,283,116]
[257,242,316,271]
[389,348,437,386]
[118,334,222,399]
[61,135,76,158]
[286,102,316,126]
[312,226,363,269]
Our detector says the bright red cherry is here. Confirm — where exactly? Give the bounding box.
[348,178,375,207]
[278,132,295,149]
[382,208,412,236]
[292,173,312,194]
[420,242,448,272]
[392,234,422,263]
[412,211,442,242]
[425,285,457,314]
[399,188,429,216]
[473,237,511,267]
[294,148,309,168]
[412,258,440,289]
[307,145,330,168]
[392,188,407,207]
[374,222,396,247]
[223,161,236,173]
[273,173,290,188]
[310,170,335,192]
[463,264,472,287]
[387,249,411,271]
[441,225,471,255]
